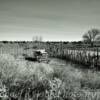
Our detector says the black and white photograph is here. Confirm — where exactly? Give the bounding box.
[0,0,100,100]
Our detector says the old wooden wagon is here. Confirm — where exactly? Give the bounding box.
[33,49,50,63]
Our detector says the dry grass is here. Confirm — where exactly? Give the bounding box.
[0,54,100,100]
[50,62,100,100]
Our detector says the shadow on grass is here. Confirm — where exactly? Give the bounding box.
[22,54,37,62]
[25,57,37,62]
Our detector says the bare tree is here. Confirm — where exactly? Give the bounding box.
[32,36,43,49]
[83,28,100,47]
[32,36,43,42]
[39,36,43,42]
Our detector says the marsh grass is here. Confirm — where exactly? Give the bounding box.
[0,54,100,100]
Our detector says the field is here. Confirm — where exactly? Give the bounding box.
[0,42,100,100]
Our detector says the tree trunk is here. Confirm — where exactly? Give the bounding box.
[91,42,94,47]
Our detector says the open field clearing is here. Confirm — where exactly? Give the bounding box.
[0,42,100,100]
[1,0,100,99]
[1,53,100,100]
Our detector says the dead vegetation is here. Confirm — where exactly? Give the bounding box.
[0,42,100,100]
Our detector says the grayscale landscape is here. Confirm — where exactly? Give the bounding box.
[0,0,100,100]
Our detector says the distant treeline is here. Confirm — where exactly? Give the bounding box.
[0,40,100,47]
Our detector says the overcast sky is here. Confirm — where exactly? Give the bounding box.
[0,0,100,41]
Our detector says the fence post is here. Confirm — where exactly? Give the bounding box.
[96,47,99,68]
